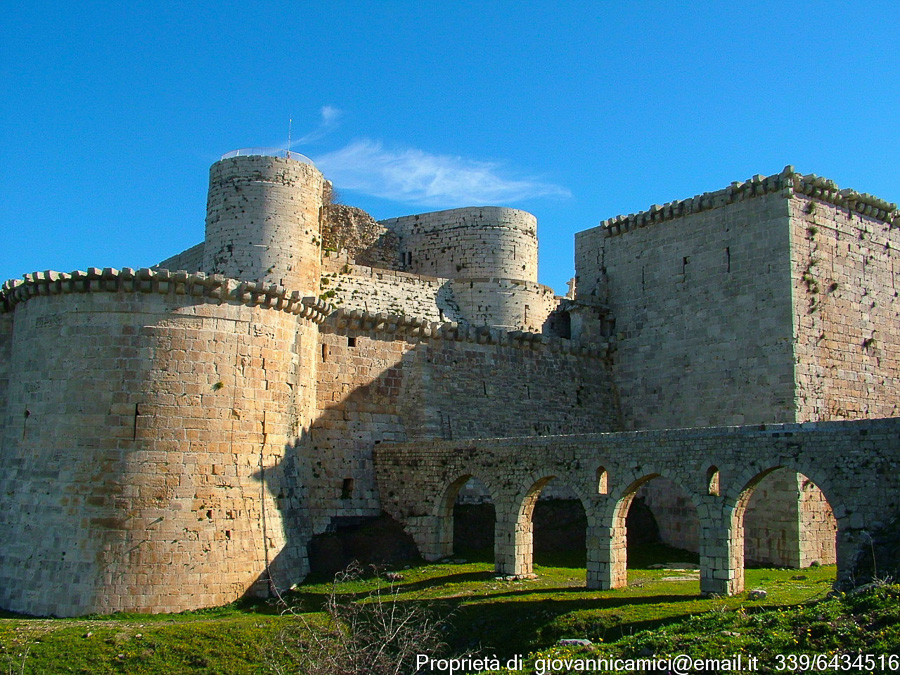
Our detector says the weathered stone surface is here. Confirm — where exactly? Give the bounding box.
[1,155,898,617]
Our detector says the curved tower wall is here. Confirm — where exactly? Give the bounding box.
[449,278,557,332]
[0,270,322,616]
[203,155,325,294]
[380,207,539,282]
[379,207,554,330]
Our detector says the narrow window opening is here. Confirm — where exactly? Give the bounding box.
[482,380,488,396]
[321,344,329,362]
[707,466,720,496]
[596,467,609,495]
[341,478,354,500]
[726,247,731,273]
[347,336,357,348]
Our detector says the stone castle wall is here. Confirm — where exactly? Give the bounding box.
[156,241,204,273]
[320,255,463,323]
[576,172,797,430]
[449,277,557,332]
[307,310,618,534]
[0,312,12,429]
[789,184,900,421]
[0,268,327,616]
[381,207,539,281]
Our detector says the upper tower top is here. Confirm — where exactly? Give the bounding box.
[202,153,325,294]
[379,206,539,282]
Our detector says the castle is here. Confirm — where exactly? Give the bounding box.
[1,151,898,616]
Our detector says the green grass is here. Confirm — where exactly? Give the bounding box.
[2,550,895,674]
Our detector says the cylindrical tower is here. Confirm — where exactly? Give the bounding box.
[0,269,325,616]
[203,153,325,294]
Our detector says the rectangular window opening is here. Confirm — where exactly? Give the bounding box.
[341,478,354,500]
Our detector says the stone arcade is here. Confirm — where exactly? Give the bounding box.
[0,151,898,616]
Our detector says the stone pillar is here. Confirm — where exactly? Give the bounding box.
[700,504,742,596]
[494,504,533,577]
[404,515,450,562]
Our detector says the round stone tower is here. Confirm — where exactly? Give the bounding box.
[203,153,325,294]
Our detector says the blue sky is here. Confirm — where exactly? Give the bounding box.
[2,2,898,295]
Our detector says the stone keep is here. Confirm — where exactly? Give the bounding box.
[0,152,898,616]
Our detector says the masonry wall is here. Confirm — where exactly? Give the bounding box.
[450,277,557,332]
[381,207,539,281]
[0,273,320,617]
[789,192,900,421]
[203,155,325,293]
[0,312,13,429]
[577,178,797,430]
[156,241,204,273]
[309,316,618,534]
[320,257,463,324]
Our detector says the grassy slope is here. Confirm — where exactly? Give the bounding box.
[1,554,897,674]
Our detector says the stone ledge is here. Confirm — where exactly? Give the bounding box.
[600,167,899,237]
[326,307,608,358]
[0,267,332,322]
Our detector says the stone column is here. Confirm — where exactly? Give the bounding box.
[493,503,533,577]
[699,502,742,596]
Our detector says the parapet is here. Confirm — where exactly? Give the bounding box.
[596,167,899,238]
[325,307,609,358]
[1,267,332,322]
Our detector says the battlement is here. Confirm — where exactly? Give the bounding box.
[326,307,608,358]
[596,167,899,238]
[0,267,332,322]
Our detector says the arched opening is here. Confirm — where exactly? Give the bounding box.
[706,466,720,496]
[532,477,587,569]
[731,468,837,593]
[450,476,495,562]
[607,474,701,589]
[742,468,837,568]
[631,476,701,568]
[496,475,558,578]
[596,466,608,495]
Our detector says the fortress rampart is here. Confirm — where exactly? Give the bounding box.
[0,267,327,616]
[1,152,899,616]
[576,167,900,431]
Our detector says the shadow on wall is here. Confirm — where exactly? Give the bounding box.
[242,322,618,595]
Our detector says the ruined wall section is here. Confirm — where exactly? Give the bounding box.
[788,176,900,421]
[321,203,401,271]
[309,310,618,533]
[577,171,797,430]
[0,268,327,617]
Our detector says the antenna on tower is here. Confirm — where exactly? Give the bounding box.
[287,117,293,159]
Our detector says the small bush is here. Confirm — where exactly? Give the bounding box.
[270,563,453,675]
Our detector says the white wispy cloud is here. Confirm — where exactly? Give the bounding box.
[313,139,570,207]
[292,105,343,145]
